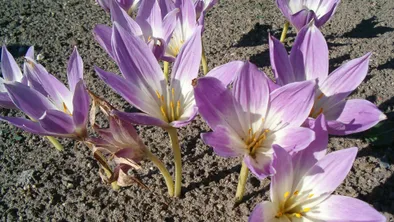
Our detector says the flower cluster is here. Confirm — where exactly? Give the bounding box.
[0,0,388,221]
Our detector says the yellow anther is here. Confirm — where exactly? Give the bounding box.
[160,95,165,103]
[303,208,311,213]
[171,88,175,99]
[275,211,283,218]
[170,101,175,121]
[176,100,181,118]
[293,190,299,196]
[308,194,314,198]
[317,93,324,99]
[284,191,290,199]
[155,90,161,99]
[160,106,168,121]
[63,102,72,116]
[294,213,302,218]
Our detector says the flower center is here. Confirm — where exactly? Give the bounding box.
[244,119,270,158]
[276,191,315,219]
[156,88,182,122]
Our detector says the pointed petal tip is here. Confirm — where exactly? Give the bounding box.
[379,113,387,121]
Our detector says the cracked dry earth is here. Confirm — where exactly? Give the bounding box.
[1,0,394,221]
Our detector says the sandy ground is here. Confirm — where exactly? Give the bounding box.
[1,0,394,221]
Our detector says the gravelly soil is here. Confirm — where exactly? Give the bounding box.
[1,0,394,221]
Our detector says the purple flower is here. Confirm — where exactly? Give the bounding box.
[276,0,340,31]
[193,0,218,18]
[93,0,178,61]
[193,61,316,179]
[270,23,386,135]
[249,145,385,221]
[0,47,90,139]
[96,0,140,13]
[0,46,33,109]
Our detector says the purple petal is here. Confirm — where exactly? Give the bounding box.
[201,125,245,158]
[25,46,35,60]
[265,80,316,130]
[248,202,277,222]
[175,0,197,33]
[233,61,270,129]
[244,152,275,180]
[193,76,245,135]
[170,26,202,92]
[273,126,315,154]
[110,1,143,37]
[94,66,162,118]
[4,82,56,119]
[315,0,340,27]
[72,81,90,130]
[320,53,371,102]
[1,46,23,82]
[206,61,244,87]
[111,23,165,92]
[275,0,292,21]
[0,116,51,136]
[325,99,386,135]
[270,145,294,204]
[0,92,16,109]
[159,0,176,17]
[307,195,386,222]
[290,23,329,83]
[290,9,317,31]
[293,114,328,185]
[67,47,84,93]
[112,110,169,127]
[162,8,179,43]
[93,24,115,59]
[269,35,294,86]
[295,147,358,201]
[136,0,163,39]
[39,109,75,135]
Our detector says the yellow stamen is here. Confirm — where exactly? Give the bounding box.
[176,100,181,118]
[63,102,72,116]
[275,211,283,218]
[308,194,314,198]
[303,208,311,213]
[284,191,290,199]
[160,95,165,103]
[160,106,168,121]
[155,90,161,99]
[317,93,324,99]
[294,213,302,218]
[170,101,175,121]
[171,88,175,100]
[293,190,299,196]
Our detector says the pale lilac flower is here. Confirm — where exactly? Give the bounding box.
[193,61,316,179]
[96,0,140,13]
[270,23,386,135]
[0,47,90,139]
[276,0,340,31]
[249,143,385,221]
[193,0,218,18]
[0,46,33,109]
[93,0,178,61]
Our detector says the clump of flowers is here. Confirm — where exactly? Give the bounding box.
[0,0,388,220]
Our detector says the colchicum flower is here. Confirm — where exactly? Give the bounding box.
[95,22,205,128]
[269,23,386,135]
[93,0,178,61]
[276,0,340,31]
[249,137,385,221]
[96,0,140,13]
[193,61,316,179]
[0,47,90,139]
[0,46,32,109]
[193,0,218,18]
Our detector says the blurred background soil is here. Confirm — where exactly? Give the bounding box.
[1,0,394,221]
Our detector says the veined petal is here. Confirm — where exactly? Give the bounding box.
[269,35,294,86]
[193,76,245,136]
[170,26,202,98]
[272,126,315,154]
[0,92,16,109]
[320,53,372,101]
[112,110,170,127]
[162,8,179,43]
[325,99,386,135]
[94,66,162,119]
[249,201,279,222]
[1,46,23,82]
[4,82,56,119]
[265,80,316,131]
[290,9,316,31]
[39,109,75,135]
[93,24,115,59]
[244,153,275,180]
[295,147,358,208]
[270,145,294,204]
[136,0,163,39]
[67,47,83,93]
[72,81,90,130]
[201,125,245,157]
[112,23,165,95]
[0,116,51,136]
[293,114,328,185]
[175,0,198,35]
[206,60,244,87]
[307,195,386,222]
[233,61,270,132]
[110,0,143,37]
[315,0,340,27]
[290,23,329,83]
